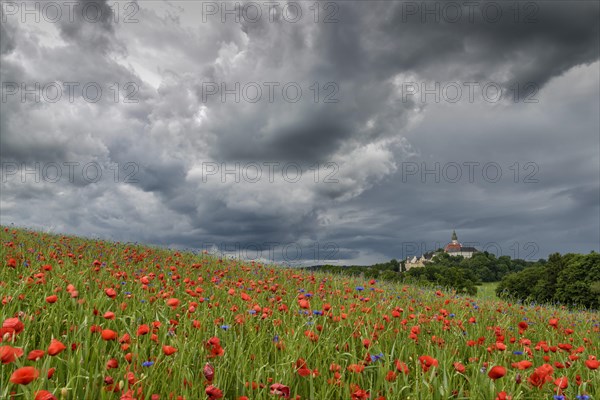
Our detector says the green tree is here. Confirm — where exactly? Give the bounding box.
[555,253,600,309]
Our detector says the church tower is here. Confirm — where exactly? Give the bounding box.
[444,230,462,252]
[443,230,478,258]
[451,230,458,244]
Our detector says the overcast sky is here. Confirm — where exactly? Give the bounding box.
[1,0,598,265]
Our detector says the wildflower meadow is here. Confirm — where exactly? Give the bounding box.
[1,227,598,399]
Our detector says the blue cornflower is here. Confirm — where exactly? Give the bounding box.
[449,313,455,318]
[554,396,565,400]
[576,396,590,400]
[370,353,384,362]
[273,335,280,343]
[220,325,230,330]
[513,351,524,355]
[313,310,323,316]
[142,361,154,367]
[248,310,256,314]
[356,286,364,291]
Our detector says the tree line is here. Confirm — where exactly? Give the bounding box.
[495,252,600,309]
[307,250,600,309]
[307,250,534,296]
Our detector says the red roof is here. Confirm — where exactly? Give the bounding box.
[444,243,462,252]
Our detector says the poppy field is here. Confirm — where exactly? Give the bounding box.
[1,227,599,400]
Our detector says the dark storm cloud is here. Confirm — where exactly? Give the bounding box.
[195,0,599,167]
[0,0,598,264]
[0,13,16,55]
[370,1,600,84]
[56,0,118,52]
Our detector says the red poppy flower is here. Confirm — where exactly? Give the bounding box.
[294,358,312,376]
[162,345,177,356]
[528,364,554,388]
[518,321,528,331]
[495,392,512,400]
[0,345,24,364]
[395,360,409,374]
[205,337,224,357]
[101,329,117,341]
[47,339,66,356]
[270,383,290,398]
[27,349,45,361]
[166,298,180,308]
[347,363,365,373]
[137,325,150,336]
[351,387,370,400]
[298,299,310,309]
[585,357,599,370]
[511,360,533,370]
[205,385,223,399]
[554,376,568,390]
[34,390,57,400]
[453,362,466,374]
[103,311,115,320]
[2,317,24,335]
[418,355,438,372]
[10,366,40,385]
[488,366,506,380]
[105,288,117,298]
[239,292,251,302]
[385,371,397,382]
[46,295,58,304]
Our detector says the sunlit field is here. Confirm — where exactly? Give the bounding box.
[476,283,500,301]
[1,227,598,400]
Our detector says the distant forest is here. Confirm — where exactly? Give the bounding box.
[306,251,600,309]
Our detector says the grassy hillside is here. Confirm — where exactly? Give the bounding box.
[1,227,599,399]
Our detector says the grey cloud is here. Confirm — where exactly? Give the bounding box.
[56,0,118,53]
[0,13,16,55]
[1,0,598,264]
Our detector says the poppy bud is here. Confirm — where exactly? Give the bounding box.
[203,362,215,382]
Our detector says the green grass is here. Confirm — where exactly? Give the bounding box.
[1,226,599,400]
[476,282,500,300]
